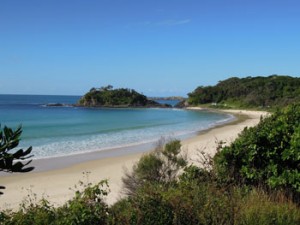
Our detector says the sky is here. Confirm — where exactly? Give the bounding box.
[0,0,300,97]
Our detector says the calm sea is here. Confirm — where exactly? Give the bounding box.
[0,94,233,159]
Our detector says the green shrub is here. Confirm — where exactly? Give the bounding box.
[1,199,56,225]
[122,139,187,196]
[214,103,300,198]
[1,180,110,225]
[114,165,240,225]
[237,189,300,225]
[110,184,174,225]
[55,180,109,225]
[109,199,137,225]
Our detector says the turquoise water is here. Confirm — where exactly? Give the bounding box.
[0,94,233,159]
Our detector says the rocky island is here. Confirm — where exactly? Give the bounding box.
[77,85,171,108]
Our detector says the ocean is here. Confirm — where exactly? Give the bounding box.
[0,94,234,159]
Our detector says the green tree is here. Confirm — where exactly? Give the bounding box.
[0,125,34,195]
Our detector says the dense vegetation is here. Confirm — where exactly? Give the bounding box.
[1,103,300,224]
[188,75,300,108]
[149,96,186,101]
[214,103,300,200]
[78,85,170,108]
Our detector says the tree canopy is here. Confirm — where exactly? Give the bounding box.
[188,75,300,108]
[78,86,170,108]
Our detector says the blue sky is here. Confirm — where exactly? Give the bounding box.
[0,0,299,96]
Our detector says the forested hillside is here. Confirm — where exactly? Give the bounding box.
[188,75,300,108]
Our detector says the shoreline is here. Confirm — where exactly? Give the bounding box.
[1,108,236,173]
[0,109,269,210]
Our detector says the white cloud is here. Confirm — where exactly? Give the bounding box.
[156,19,191,26]
[125,19,191,28]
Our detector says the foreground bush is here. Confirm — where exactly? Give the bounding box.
[214,103,300,199]
[122,139,187,196]
[111,165,300,225]
[3,178,299,225]
[55,180,109,225]
[1,180,109,225]
[2,199,56,225]
[238,189,300,225]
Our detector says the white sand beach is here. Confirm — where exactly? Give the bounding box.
[0,109,269,211]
